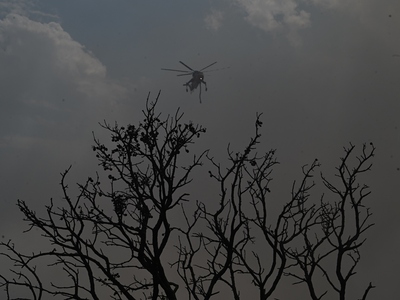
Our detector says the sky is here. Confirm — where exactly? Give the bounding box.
[0,0,399,298]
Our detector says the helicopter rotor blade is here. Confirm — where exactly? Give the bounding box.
[161,68,191,73]
[177,73,193,76]
[179,61,194,71]
[200,61,217,71]
[202,66,231,73]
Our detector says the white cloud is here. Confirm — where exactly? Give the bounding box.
[305,0,343,8]
[0,14,130,146]
[0,0,35,18]
[205,9,224,31]
[234,0,311,33]
[232,0,375,45]
[0,14,106,78]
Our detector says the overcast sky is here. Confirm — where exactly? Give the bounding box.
[0,0,399,299]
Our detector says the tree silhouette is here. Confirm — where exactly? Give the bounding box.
[0,94,375,300]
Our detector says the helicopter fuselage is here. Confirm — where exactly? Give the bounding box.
[184,71,205,91]
[161,61,217,102]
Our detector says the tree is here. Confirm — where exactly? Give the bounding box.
[0,94,375,300]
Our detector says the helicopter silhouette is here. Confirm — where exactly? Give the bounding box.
[162,61,217,103]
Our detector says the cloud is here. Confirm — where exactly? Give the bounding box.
[0,0,38,18]
[204,9,224,31]
[305,0,344,8]
[0,0,60,22]
[0,14,130,147]
[232,0,378,45]
[234,0,311,33]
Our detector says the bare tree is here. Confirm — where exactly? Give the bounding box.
[175,120,375,300]
[174,116,322,300]
[0,95,375,300]
[284,144,376,300]
[1,94,206,300]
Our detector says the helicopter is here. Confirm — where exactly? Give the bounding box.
[161,61,218,103]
